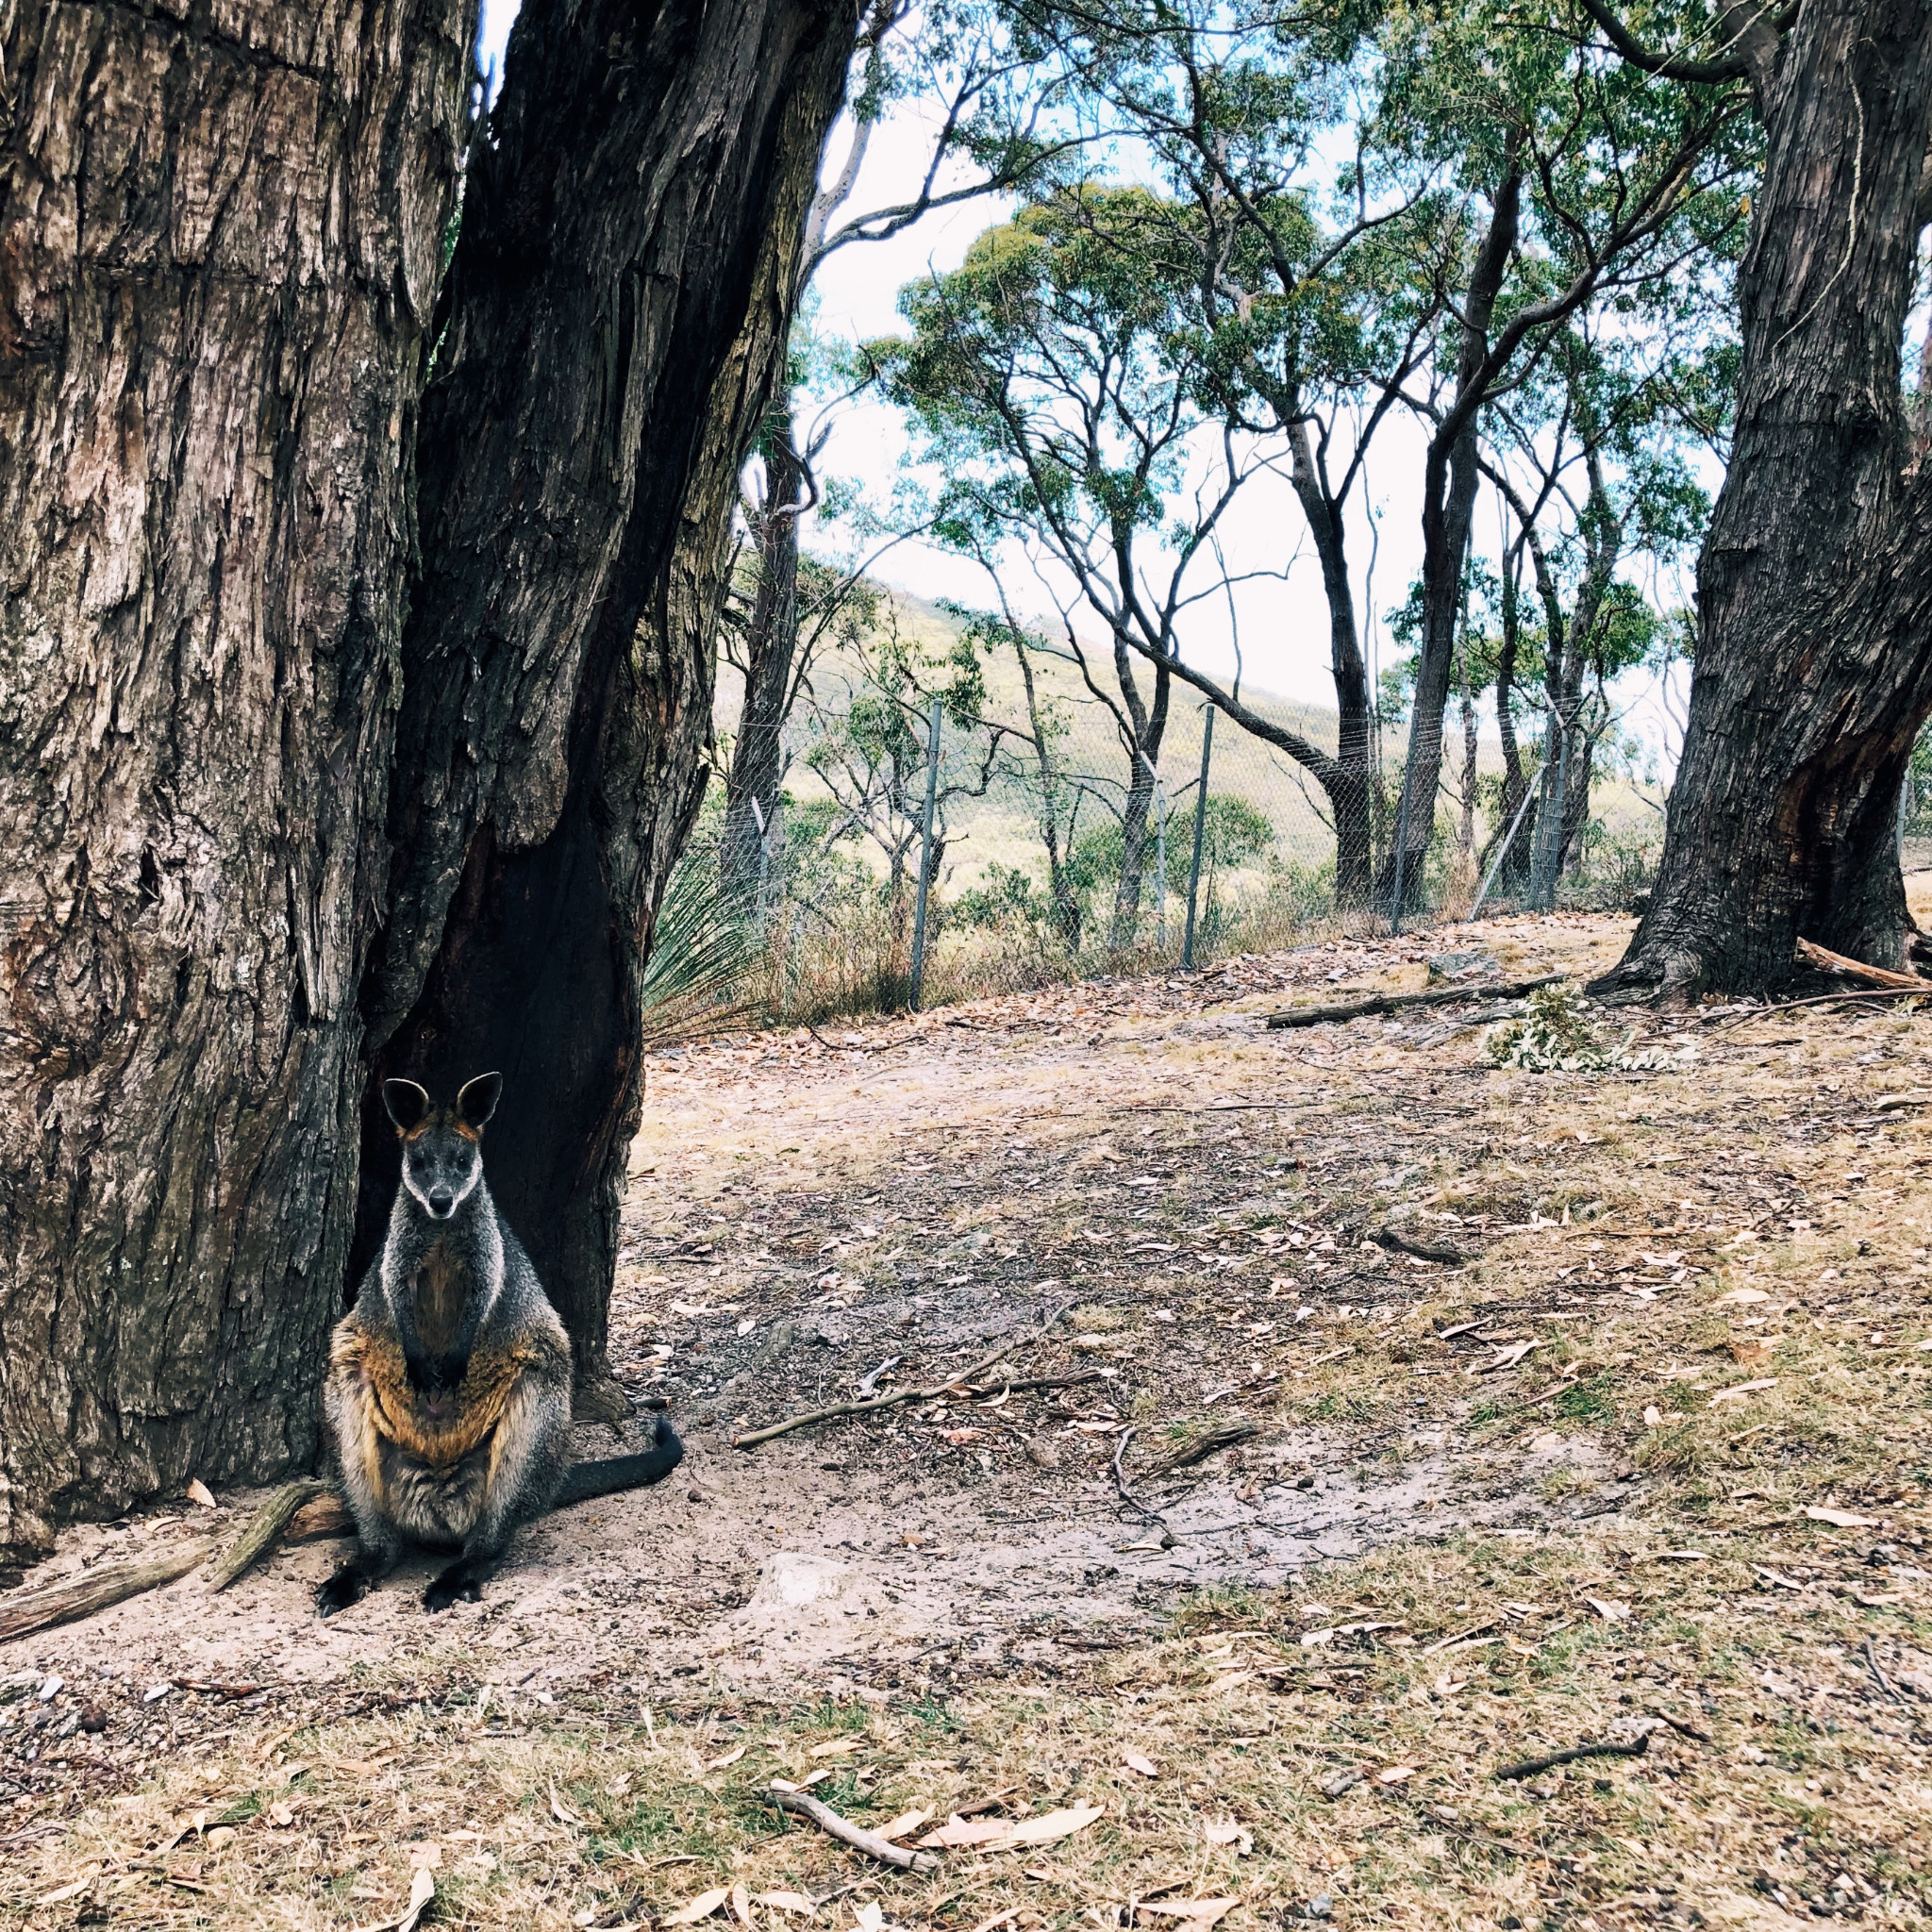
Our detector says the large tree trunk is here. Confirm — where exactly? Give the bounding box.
[1108,644,1170,951]
[0,0,472,1565]
[722,415,804,912]
[358,0,853,1410]
[1389,165,1522,916]
[1286,425,1374,904]
[1598,1,1932,997]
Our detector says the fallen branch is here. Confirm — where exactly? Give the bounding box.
[208,1478,329,1591]
[1372,1224,1475,1266]
[1496,1734,1649,1781]
[0,1537,217,1644]
[1111,1425,1166,1527]
[1794,938,1930,991]
[765,1788,939,1873]
[1136,1419,1261,1480]
[1708,986,1932,1031]
[733,1310,1068,1449]
[1264,974,1563,1030]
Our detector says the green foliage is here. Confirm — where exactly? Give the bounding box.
[1483,982,1697,1073]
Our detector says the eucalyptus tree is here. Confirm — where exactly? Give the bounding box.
[720,0,1091,910]
[878,188,1286,949]
[1475,314,1717,900]
[1368,0,1751,917]
[0,0,854,1556]
[1584,0,1932,992]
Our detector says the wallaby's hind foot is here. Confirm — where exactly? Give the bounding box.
[317,1549,391,1616]
[425,1556,491,1613]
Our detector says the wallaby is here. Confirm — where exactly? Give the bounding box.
[319,1073,683,1615]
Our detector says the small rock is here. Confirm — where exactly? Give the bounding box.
[1319,1768,1362,1799]
[36,1674,61,1702]
[78,1706,108,1733]
[1305,1896,1334,1921]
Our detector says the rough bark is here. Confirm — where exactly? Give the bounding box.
[1285,421,1374,903]
[722,421,805,911]
[358,0,854,1402]
[1390,164,1523,909]
[1107,640,1170,951]
[1599,1,1932,996]
[0,0,472,1561]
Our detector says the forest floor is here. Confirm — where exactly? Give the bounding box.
[4,910,1932,1932]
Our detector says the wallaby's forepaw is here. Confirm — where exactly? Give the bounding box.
[317,1566,372,1616]
[424,1562,484,1613]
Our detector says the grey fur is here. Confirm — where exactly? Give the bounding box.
[319,1078,575,1615]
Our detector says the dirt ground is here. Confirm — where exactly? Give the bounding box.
[4,911,1932,1932]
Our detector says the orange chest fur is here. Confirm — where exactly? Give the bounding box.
[333,1320,534,1469]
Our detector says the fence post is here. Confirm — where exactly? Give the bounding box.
[1151,753,1169,953]
[1183,704,1214,970]
[1469,762,1545,924]
[1389,738,1418,934]
[909,695,942,1011]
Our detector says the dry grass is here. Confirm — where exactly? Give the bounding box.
[8,915,1932,1928]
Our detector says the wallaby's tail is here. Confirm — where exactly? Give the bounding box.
[555,1415,685,1507]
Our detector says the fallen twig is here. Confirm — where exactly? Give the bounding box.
[1496,1734,1649,1781]
[1372,1224,1475,1266]
[208,1478,329,1591]
[1111,1425,1166,1526]
[1264,974,1563,1030]
[1646,1708,1712,1742]
[1864,1635,1903,1703]
[1136,1419,1262,1479]
[733,1309,1068,1449]
[0,1537,218,1644]
[1707,986,1932,1031]
[766,1788,939,1872]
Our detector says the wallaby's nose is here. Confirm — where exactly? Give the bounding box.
[427,1188,455,1218]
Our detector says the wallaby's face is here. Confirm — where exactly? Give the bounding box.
[383,1074,502,1220]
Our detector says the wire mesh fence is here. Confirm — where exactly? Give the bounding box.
[645,627,1665,1041]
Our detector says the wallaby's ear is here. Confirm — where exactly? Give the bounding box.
[456,1072,503,1131]
[383,1078,431,1134]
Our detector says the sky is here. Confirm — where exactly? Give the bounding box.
[474,0,1691,778]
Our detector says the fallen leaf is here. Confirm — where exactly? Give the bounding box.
[205,1826,236,1849]
[707,1745,748,1771]
[550,1780,584,1827]
[575,1913,595,1928]
[979,1802,1104,1852]
[1136,1899,1238,1927]
[185,1479,218,1509]
[1715,1288,1772,1305]
[1203,1818,1254,1855]
[1586,1598,1630,1623]
[808,1739,865,1758]
[941,1429,986,1444]
[1804,1506,1879,1528]
[918,1817,1013,1848]
[607,1773,634,1796]
[1123,1752,1159,1777]
[1375,1765,1415,1785]
[755,1893,818,1920]
[397,1869,437,1932]
[664,1889,731,1926]
[1643,1406,1662,1427]
[406,1841,441,1870]
[39,1879,93,1905]
[873,1807,933,1842]
[1471,1340,1540,1375]
[1729,1341,1773,1368]
[731,1883,755,1928]
[1709,1377,1777,1405]
[1300,1627,1337,1649]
